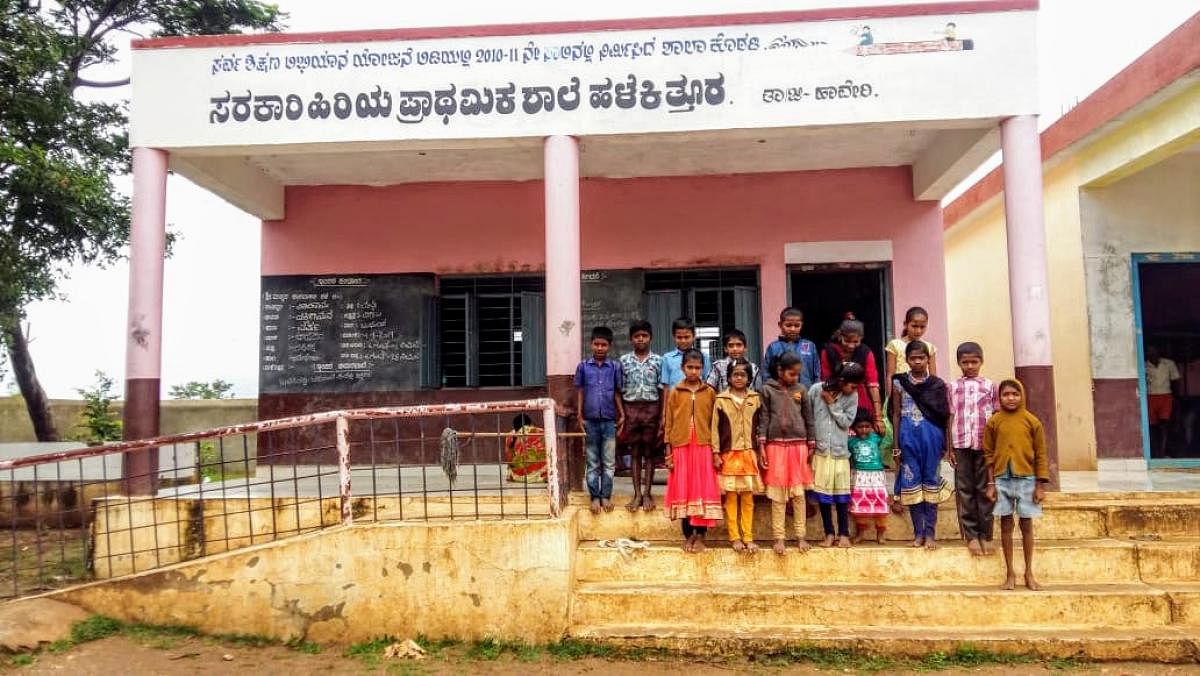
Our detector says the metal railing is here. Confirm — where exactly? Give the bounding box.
[0,398,567,600]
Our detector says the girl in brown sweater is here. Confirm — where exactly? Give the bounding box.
[662,349,722,553]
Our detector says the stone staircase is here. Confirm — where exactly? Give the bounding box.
[567,492,1200,662]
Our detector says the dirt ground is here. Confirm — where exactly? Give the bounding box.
[5,635,1200,675]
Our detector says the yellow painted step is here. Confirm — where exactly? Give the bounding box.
[571,582,1181,629]
[575,502,1108,542]
[575,539,1146,585]
[569,624,1200,663]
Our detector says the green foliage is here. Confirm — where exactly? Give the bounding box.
[0,0,285,429]
[8,653,34,667]
[344,636,397,668]
[285,637,322,654]
[74,370,121,442]
[169,379,235,399]
[414,634,460,655]
[69,615,122,643]
[544,639,615,660]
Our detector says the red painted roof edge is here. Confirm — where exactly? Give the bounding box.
[945,10,1200,228]
[131,1,1037,49]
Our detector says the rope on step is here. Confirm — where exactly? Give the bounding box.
[598,538,650,559]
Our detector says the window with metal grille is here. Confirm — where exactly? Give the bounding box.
[438,276,545,387]
[643,268,761,365]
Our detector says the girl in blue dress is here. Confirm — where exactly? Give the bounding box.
[889,340,953,549]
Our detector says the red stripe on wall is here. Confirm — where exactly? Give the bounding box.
[133,1,1037,49]
[945,10,1200,228]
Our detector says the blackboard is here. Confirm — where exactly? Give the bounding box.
[580,269,645,358]
[260,274,434,393]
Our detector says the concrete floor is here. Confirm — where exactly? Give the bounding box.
[158,463,1200,499]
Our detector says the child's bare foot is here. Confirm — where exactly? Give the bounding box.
[966,539,983,556]
[820,534,835,548]
[911,536,925,548]
[875,529,886,544]
[1024,572,1042,591]
[982,540,996,556]
[641,494,656,512]
[838,535,852,548]
[589,499,601,514]
[795,538,812,552]
[731,540,746,553]
[624,497,640,512]
[692,538,706,554]
[924,538,938,550]
[602,498,615,513]
[682,535,696,553]
[1001,573,1017,590]
[744,541,759,554]
[850,533,865,545]
[773,539,787,555]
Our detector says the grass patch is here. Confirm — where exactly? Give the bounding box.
[414,634,460,656]
[69,615,122,643]
[466,637,531,661]
[344,636,397,669]
[197,441,251,482]
[916,644,1038,671]
[8,654,34,667]
[285,637,322,654]
[215,632,277,648]
[545,638,615,661]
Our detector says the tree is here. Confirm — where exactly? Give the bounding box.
[74,370,121,443]
[1,0,284,440]
[169,379,235,399]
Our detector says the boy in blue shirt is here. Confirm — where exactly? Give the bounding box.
[575,326,625,514]
[659,317,712,390]
[762,307,820,388]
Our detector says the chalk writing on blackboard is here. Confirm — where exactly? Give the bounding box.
[259,274,433,393]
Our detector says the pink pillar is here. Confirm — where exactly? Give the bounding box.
[1000,114,1058,485]
[122,147,168,496]
[543,135,583,489]
[760,252,788,353]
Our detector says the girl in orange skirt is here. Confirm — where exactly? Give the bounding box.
[663,348,723,553]
[758,352,816,554]
[711,358,765,553]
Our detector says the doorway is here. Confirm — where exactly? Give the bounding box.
[1133,254,1200,465]
[788,264,891,384]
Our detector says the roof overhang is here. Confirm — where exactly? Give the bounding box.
[130,1,1039,218]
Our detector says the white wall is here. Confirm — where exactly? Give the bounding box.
[1081,152,1200,380]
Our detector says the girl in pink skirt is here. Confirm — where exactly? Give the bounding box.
[663,349,723,553]
[757,352,816,555]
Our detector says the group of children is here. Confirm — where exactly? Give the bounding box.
[573,307,1050,589]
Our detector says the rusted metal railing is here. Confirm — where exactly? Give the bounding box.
[0,398,566,600]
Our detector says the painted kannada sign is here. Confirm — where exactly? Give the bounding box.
[131,10,1036,147]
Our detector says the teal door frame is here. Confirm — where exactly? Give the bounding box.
[1131,252,1200,468]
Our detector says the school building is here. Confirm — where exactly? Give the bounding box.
[944,11,1200,471]
[120,1,1054,482]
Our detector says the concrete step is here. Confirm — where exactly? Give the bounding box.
[575,538,1200,585]
[578,538,1161,586]
[572,496,1200,542]
[571,582,1196,629]
[569,624,1200,663]
[575,501,1097,542]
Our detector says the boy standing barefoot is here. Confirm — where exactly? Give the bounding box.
[984,380,1048,591]
[947,342,999,556]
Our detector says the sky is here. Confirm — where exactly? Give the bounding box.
[8,0,1199,400]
